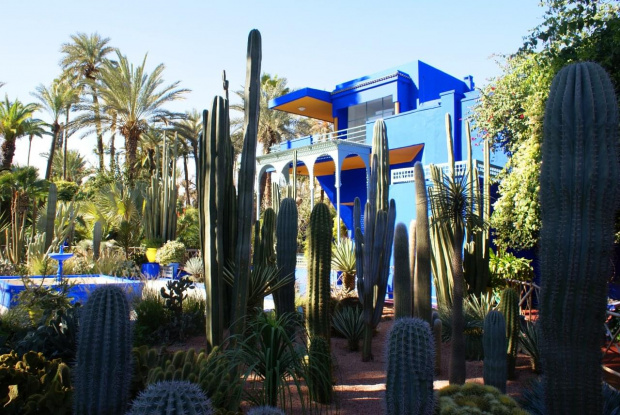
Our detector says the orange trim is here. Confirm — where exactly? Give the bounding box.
[395,101,400,114]
[272,96,333,122]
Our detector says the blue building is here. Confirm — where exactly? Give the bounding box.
[256,60,505,238]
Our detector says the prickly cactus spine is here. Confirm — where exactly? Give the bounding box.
[127,380,213,415]
[539,62,619,415]
[275,198,298,316]
[306,202,332,341]
[413,161,432,324]
[74,285,132,414]
[499,287,519,379]
[393,223,411,319]
[385,317,435,415]
[483,310,507,393]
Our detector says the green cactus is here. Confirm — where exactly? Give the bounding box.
[354,153,396,361]
[385,317,435,415]
[409,220,417,313]
[393,222,412,319]
[274,197,298,317]
[307,335,333,404]
[230,29,262,339]
[539,62,619,415]
[248,406,285,415]
[44,182,57,251]
[483,310,507,393]
[306,202,332,341]
[372,119,389,212]
[432,311,442,375]
[257,208,277,268]
[499,287,519,379]
[74,285,132,415]
[127,380,213,415]
[413,161,432,324]
[271,182,281,214]
[92,220,102,261]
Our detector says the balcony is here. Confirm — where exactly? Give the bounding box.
[269,124,367,153]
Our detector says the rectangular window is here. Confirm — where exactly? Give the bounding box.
[347,95,394,129]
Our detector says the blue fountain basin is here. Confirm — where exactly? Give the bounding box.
[48,253,74,262]
[0,274,143,312]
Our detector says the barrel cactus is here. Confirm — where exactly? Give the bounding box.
[385,317,435,415]
[247,406,285,415]
[127,380,213,415]
[483,310,507,393]
[539,62,619,414]
[74,285,132,414]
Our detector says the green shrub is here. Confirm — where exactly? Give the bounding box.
[176,208,200,249]
[0,350,72,414]
[133,293,169,346]
[156,240,186,265]
[438,383,528,414]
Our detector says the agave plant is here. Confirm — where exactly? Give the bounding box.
[331,238,356,291]
[331,306,364,351]
[223,263,293,313]
[183,256,204,282]
[520,320,541,373]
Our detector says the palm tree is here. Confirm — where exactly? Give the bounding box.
[94,51,189,180]
[0,97,40,170]
[23,119,46,167]
[60,32,114,171]
[231,73,296,206]
[52,149,92,184]
[172,109,201,206]
[32,79,78,180]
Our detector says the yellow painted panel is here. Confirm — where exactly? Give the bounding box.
[273,96,333,122]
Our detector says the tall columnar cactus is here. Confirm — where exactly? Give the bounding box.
[44,182,57,251]
[306,202,332,341]
[127,380,213,415]
[463,120,491,296]
[230,29,262,339]
[371,119,389,212]
[144,132,178,243]
[393,223,412,319]
[413,161,432,324]
[275,197,298,317]
[257,208,277,268]
[385,317,435,415]
[539,62,619,415]
[354,155,396,361]
[92,220,102,260]
[409,220,417,313]
[483,310,507,393]
[499,287,519,379]
[271,182,280,214]
[74,285,132,414]
[308,335,333,404]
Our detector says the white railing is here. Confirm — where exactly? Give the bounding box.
[270,125,367,153]
[391,160,502,184]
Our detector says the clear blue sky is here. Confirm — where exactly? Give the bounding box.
[1,0,543,175]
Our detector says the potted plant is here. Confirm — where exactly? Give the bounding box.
[156,240,186,279]
[143,238,163,263]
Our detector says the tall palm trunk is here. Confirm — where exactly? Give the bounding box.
[63,108,70,180]
[1,136,17,170]
[449,224,466,384]
[183,153,190,206]
[91,89,105,171]
[45,124,60,180]
[109,112,116,171]
[125,132,139,181]
[27,135,33,166]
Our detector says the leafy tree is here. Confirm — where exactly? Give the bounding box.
[0,97,40,171]
[472,0,620,250]
[60,32,114,171]
[172,109,201,206]
[51,149,92,184]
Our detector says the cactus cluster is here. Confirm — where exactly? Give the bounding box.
[127,380,213,415]
[306,202,332,341]
[539,62,619,414]
[385,317,435,415]
[74,285,132,415]
[354,119,396,361]
[274,197,298,316]
[483,310,507,393]
[499,287,519,379]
